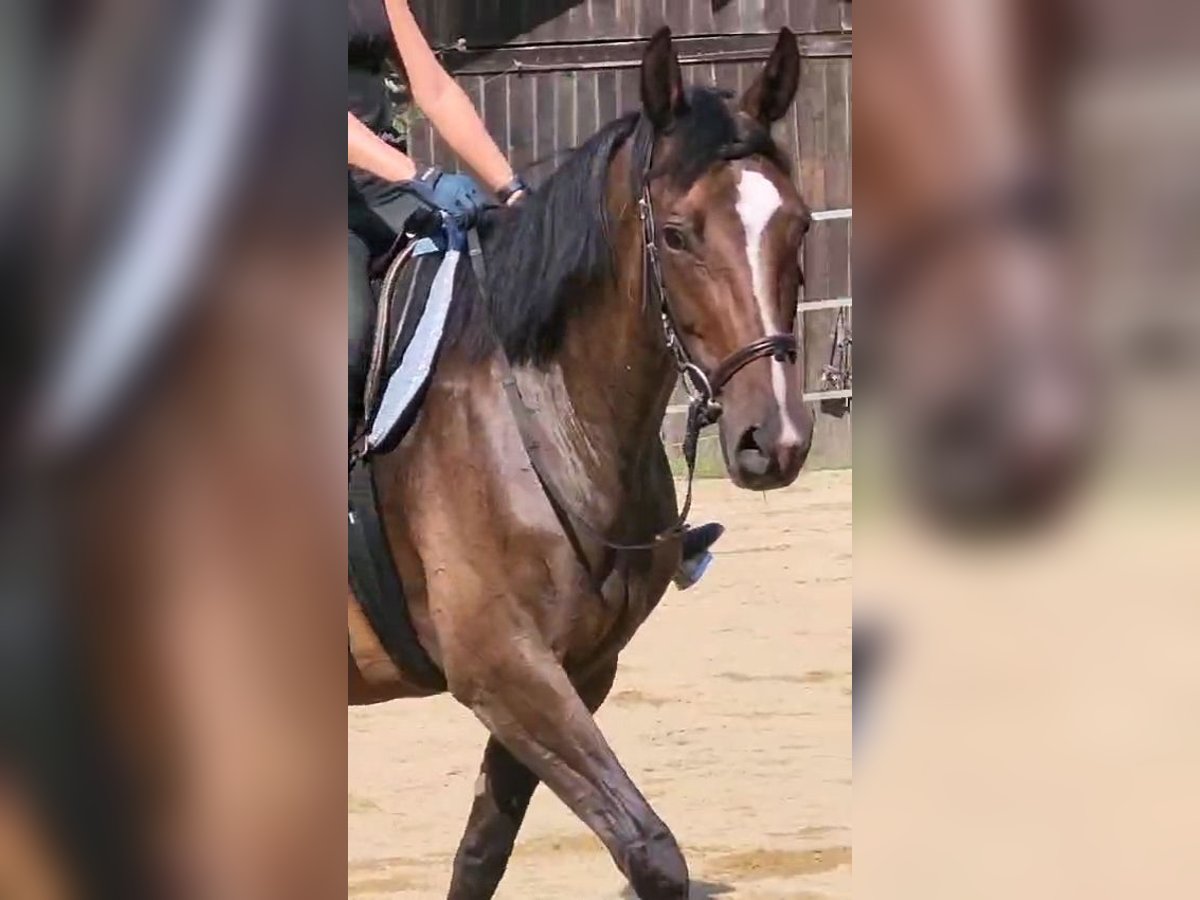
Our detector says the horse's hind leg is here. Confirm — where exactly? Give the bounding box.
[446,665,617,900]
[450,649,687,900]
[445,737,537,900]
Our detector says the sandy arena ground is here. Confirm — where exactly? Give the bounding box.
[349,470,852,899]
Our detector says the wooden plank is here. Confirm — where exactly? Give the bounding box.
[408,106,434,171]
[564,0,589,41]
[508,73,536,170]
[765,0,789,31]
[424,0,850,48]
[798,58,828,211]
[575,69,599,149]
[824,58,851,209]
[826,218,851,299]
[617,66,641,117]
[788,0,817,33]
[482,71,508,167]
[844,62,853,207]
[804,388,853,401]
[799,297,852,311]
[712,0,742,33]
[521,0,556,43]
[664,0,690,33]
[532,73,559,179]
[593,0,618,38]
[555,71,576,158]
[811,207,852,221]
[816,0,844,32]
[438,32,852,77]
[616,0,638,38]
[597,69,620,129]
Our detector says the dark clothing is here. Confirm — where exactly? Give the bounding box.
[348,0,406,220]
[348,192,425,436]
[348,230,373,432]
[348,0,394,126]
[348,0,417,436]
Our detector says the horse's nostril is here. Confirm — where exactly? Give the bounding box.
[736,426,763,455]
[735,427,772,477]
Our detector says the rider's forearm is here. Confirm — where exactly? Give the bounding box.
[348,112,418,183]
[414,79,515,193]
[384,0,516,193]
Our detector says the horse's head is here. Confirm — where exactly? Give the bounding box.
[638,29,813,491]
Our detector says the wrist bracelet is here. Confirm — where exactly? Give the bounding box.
[497,175,531,206]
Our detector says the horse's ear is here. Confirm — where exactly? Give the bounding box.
[641,27,688,131]
[741,28,801,125]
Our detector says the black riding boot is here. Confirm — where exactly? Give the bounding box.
[674,522,726,590]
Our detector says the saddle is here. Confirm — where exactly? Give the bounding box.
[348,210,471,693]
[355,207,457,451]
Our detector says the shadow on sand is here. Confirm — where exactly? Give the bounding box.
[620,880,735,900]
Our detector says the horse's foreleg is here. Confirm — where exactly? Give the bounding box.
[446,663,617,900]
[450,648,687,900]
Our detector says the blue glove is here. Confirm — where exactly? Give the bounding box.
[404,168,491,227]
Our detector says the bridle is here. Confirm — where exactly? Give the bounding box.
[631,146,799,524]
[498,132,802,560]
[636,163,799,429]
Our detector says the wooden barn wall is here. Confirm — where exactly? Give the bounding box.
[409,1,852,468]
[411,0,849,44]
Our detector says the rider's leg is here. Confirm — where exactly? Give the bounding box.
[348,231,373,441]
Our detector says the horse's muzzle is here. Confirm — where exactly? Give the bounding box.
[727,417,812,490]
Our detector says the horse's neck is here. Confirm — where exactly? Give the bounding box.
[517,216,673,487]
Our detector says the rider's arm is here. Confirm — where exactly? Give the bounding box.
[348,111,418,183]
[384,0,522,199]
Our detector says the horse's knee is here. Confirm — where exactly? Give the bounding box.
[625,830,689,900]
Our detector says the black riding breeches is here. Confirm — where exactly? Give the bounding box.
[348,189,426,440]
[348,230,374,434]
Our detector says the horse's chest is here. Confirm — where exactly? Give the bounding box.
[551,542,677,666]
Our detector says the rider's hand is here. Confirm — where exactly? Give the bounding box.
[405,167,490,226]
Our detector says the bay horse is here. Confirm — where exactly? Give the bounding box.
[349,28,814,900]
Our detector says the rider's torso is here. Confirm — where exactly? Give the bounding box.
[348,0,409,214]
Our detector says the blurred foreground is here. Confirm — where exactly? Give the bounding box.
[856,0,1200,897]
[2,1,346,897]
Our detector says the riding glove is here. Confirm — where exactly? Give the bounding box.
[403,167,491,227]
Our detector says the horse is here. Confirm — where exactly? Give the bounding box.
[349,27,814,900]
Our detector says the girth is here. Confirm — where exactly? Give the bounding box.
[348,460,445,691]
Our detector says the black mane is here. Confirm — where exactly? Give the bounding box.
[445,87,786,365]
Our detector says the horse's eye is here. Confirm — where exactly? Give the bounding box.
[663,226,690,253]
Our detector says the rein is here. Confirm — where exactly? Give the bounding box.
[495,130,800,561]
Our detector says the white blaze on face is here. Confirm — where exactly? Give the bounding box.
[735,168,803,444]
